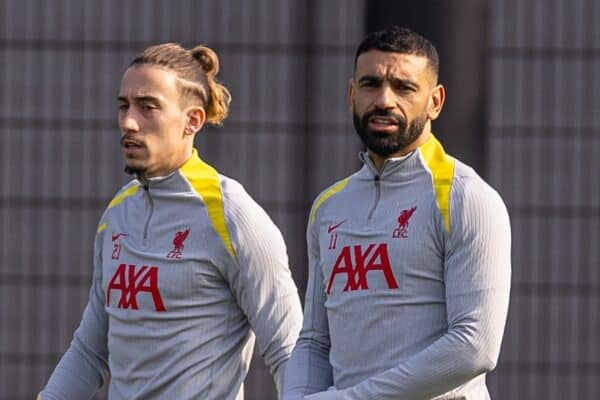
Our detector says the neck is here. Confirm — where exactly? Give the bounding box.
[368,130,431,171]
[142,147,195,180]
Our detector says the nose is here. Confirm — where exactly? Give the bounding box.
[373,85,395,110]
[119,108,140,134]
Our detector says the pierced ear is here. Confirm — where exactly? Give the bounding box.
[427,84,445,121]
[186,106,206,136]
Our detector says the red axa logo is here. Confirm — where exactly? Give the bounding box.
[326,243,398,294]
[166,228,190,259]
[106,264,166,311]
[392,206,417,238]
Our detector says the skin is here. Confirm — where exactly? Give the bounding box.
[117,65,206,178]
[348,50,446,171]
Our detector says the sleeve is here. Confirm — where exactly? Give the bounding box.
[224,194,303,399]
[282,209,334,400]
[39,225,110,399]
[315,178,512,400]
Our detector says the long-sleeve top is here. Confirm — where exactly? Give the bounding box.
[283,134,511,400]
[40,149,303,400]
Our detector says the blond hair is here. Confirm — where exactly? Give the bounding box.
[130,43,231,125]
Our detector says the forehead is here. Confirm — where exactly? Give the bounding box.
[355,50,433,82]
[119,65,180,99]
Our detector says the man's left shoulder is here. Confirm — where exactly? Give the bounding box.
[218,174,260,210]
[452,161,498,194]
[450,161,508,217]
[217,174,277,232]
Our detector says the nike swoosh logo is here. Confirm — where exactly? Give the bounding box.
[327,219,347,234]
[111,233,128,241]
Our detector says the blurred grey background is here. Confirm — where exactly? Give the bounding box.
[0,0,598,399]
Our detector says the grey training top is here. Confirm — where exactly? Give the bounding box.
[41,149,303,400]
[284,134,511,400]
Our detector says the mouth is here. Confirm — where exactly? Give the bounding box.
[367,116,400,132]
[121,137,146,155]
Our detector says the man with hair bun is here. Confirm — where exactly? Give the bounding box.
[39,43,302,400]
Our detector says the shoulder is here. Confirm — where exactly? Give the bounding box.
[218,174,263,216]
[219,175,279,239]
[218,174,288,260]
[179,154,279,261]
[106,180,141,209]
[449,160,510,233]
[97,179,140,234]
[309,173,357,225]
[416,135,508,231]
[452,161,507,211]
[178,153,262,216]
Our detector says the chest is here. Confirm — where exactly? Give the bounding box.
[317,189,445,297]
[100,197,228,313]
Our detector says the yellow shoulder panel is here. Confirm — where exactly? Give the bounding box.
[309,177,351,224]
[419,135,455,233]
[107,184,140,209]
[97,183,140,233]
[180,150,236,260]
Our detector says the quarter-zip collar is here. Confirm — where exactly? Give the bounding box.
[133,150,200,242]
[136,169,178,190]
[358,149,417,181]
[134,149,200,194]
[356,134,444,182]
[358,151,416,222]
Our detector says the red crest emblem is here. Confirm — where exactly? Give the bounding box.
[166,228,190,259]
[392,206,417,238]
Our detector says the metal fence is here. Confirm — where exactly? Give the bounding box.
[485,0,600,398]
[1,0,599,399]
[0,1,364,398]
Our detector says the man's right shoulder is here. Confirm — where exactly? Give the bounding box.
[96,180,140,235]
[309,174,355,225]
[105,180,141,210]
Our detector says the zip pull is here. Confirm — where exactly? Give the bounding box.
[368,175,382,221]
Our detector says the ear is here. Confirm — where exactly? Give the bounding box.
[427,84,445,121]
[185,106,206,136]
[347,78,355,111]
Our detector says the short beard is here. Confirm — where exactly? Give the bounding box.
[124,165,146,178]
[353,108,427,158]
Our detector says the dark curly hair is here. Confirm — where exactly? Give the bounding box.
[354,26,439,79]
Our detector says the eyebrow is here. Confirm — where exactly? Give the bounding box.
[357,74,420,90]
[357,74,383,85]
[388,76,420,90]
[116,95,162,104]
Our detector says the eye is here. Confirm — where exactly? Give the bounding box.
[142,103,158,111]
[361,80,379,88]
[118,104,128,111]
[393,82,417,93]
